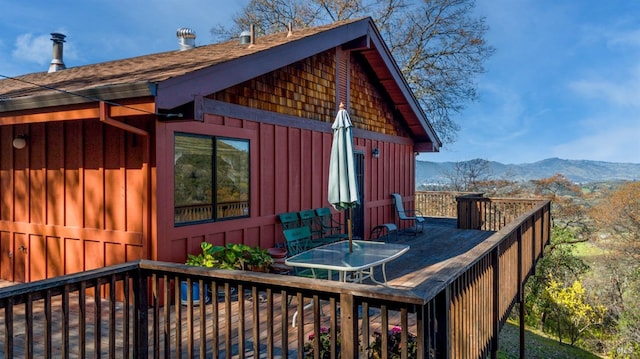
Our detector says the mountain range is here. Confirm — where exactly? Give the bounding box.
[416,158,640,185]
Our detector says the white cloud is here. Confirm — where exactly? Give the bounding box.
[552,118,640,163]
[12,33,51,65]
[606,28,640,48]
[11,31,78,67]
[569,65,640,107]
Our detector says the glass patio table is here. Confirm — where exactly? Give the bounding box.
[285,240,409,286]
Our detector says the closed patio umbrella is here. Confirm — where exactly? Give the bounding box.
[328,102,359,252]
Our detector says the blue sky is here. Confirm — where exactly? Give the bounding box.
[1,0,638,164]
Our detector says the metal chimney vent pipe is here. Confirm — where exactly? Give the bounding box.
[48,33,66,73]
[239,24,255,45]
[177,27,196,51]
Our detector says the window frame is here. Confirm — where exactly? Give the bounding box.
[173,132,250,226]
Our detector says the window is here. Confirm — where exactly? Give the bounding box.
[174,133,249,225]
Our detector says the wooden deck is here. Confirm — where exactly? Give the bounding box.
[384,218,493,288]
[0,218,495,358]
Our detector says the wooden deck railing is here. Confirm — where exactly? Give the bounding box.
[456,195,542,231]
[0,198,551,358]
[416,191,542,232]
[415,191,479,218]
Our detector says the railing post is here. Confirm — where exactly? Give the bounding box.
[434,287,450,358]
[417,303,430,359]
[133,268,149,358]
[339,293,359,358]
[491,246,500,359]
[517,226,525,359]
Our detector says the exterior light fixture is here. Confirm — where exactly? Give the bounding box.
[372,147,380,159]
[12,135,27,149]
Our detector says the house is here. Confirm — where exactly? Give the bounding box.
[0,17,441,283]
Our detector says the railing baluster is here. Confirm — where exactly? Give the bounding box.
[25,293,33,359]
[175,277,182,358]
[251,286,259,358]
[152,274,159,358]
[238,283,245,359]
[134,269,149,359]
[199,278,207,359]
[124,273,131,359]
[211,281,220,359]
[44,290,51,358]
[224,283,232,358]
[280,289,289,358]
[266,288,274,358]
[163,275,171,359]
[4,299,13,358]
[95,280,102,358]
[401,307,408,359]
[79,281,86,358]
[381,304,388,359]
[186,277,194,358]
[62,285,70,359]
[109,275,116,358]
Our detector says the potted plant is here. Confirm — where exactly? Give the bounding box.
[210,243,250,270]
[183,242,274,303]
[246,246,274,272]
[202,243,274,272]
[182,242,215,305]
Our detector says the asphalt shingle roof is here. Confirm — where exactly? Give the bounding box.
[0,19,359,101]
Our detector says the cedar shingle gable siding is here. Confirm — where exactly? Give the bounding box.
[211,49,410,138]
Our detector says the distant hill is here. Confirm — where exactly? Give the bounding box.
[416,158,640,185]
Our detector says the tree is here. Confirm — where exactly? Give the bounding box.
[445,158,492,191]
[531,174,591,240]
[588,181,640,357]
[590,181,640,257]
[544,275,606,346]
[212,0,495,144]
[522,226,590,332]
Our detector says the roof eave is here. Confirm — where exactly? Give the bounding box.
[0,82,153,113]
[364,23,442,151]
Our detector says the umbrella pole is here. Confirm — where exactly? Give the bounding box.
[348,208,353,252]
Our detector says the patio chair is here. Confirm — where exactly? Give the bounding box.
[298,209,325,244]
[282,226,328,326]
[315,207,348,243]
[282,226,313,257]
[391,193,425,235]
[278,212,300,229]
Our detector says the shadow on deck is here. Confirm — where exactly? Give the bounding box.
[384,218,494,289]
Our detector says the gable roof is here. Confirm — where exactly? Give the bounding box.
[0,17,440,150]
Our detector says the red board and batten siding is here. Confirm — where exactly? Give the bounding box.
[0,119,149,283]
[155,105,417,265]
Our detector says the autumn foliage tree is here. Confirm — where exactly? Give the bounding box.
[531,174,591,240]
[590,181,640,257]
[589,181,640,357]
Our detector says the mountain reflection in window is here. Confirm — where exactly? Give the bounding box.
[174,134,249,225]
